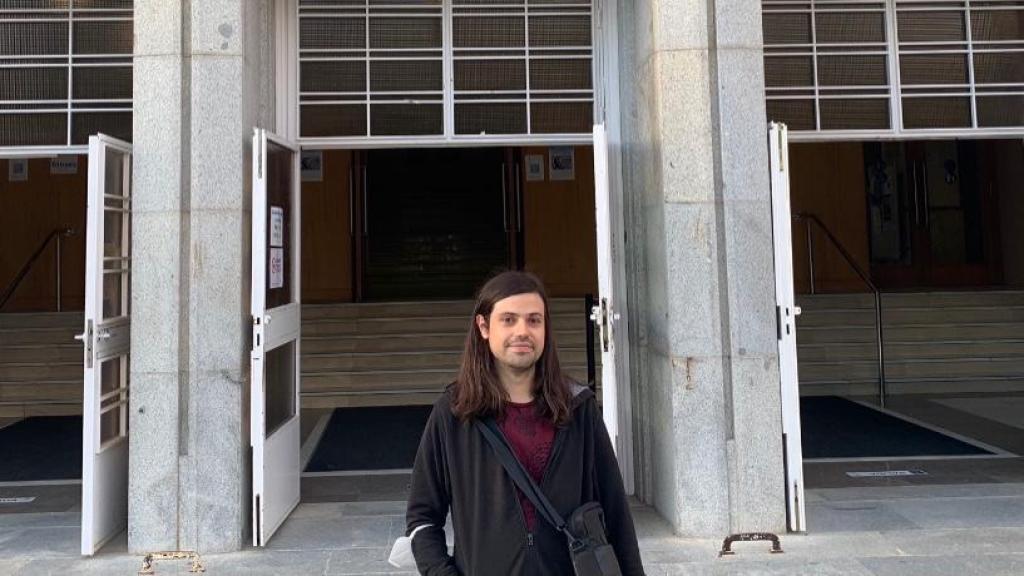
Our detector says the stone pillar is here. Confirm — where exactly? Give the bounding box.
[131,0,274,553]
[618,0,787,536]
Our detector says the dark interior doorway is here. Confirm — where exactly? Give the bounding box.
[866,139,1004,289]
[359,148,513,300]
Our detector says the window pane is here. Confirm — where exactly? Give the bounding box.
[264,342,296,437]
[766,99,816,131]
[902,97,971,128]
[300,104,367,137]
[820,99,889,130]
[762,13,811,45]
[301,61,366,93]
[455,102,527,135]
[530,102,592,134]
[764,57,813,88]
[977,96,1024,128]
[102,272,123,318]
[900,54,968,85]
[973,53,1024,85]
[816,12,886,44]
[370,60,442,92]
[897,11,965,42]
[299,18,365,50]
[266,141,294,309]
[455,59,526,91]
[530,58,591,91]
[0,113,67,147]
[370,104,443,136]
[970,10,1024,42]
[818,55,888,86]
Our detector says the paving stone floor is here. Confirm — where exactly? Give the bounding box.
[2,482,1024,575]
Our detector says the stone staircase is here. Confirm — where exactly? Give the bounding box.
[0,298,598,416]
[0,311,83,418]
[797,290,1024,396]
[300,298,598,408]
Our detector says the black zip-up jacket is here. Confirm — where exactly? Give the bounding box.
[406,384,645,575]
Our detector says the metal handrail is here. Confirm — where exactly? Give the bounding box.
[0,226,75,312]
[793,213,887,407]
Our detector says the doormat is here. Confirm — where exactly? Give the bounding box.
[0,416,82,482]
[305,405,433,472]
[801,397,993,460]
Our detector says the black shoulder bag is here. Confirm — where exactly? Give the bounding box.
[475,418,622,576]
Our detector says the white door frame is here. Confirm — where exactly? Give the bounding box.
[80,133,132,555]
[250,128,303,546]
[769,122,807,532]
[273,0,637,492]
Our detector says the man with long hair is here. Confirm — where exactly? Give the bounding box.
[405,271,645,575]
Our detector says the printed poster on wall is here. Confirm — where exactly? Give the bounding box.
[525,155,545,181]
[548,147,574,181]
[50,156,78,174]
[8,158,27,182]
[270,206,284,248]
[269,248,284,290]
[301,150,323,182]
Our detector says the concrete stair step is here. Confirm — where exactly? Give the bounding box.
[797,340,1024,362]
[797,290,1024,311]
[301,348,593,372]
[302,314,590,337]
[302,363,596,392]
[0,345,82,364]
[0,327,79,346]
[0,401,81,418]
[0,381,80,403]
[799,376,1024,397]
[0,363,81,381]
[797,306,1024,327]
[0,312,83,330]
[800,356,1024,381]
[797,322,1024,344]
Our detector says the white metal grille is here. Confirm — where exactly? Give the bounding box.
[763,0,1024,137]
[297,0,594,142]
[0,0,133,149]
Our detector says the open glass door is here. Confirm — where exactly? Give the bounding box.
[769,123,806,532]
[250,128,302,546]
[591,124,634,491]
[79,134,132,555]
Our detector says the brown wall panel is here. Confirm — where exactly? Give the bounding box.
[789,142,870,293]
[521,145,598,297]
[301,150,354,303]
[0,157,87,312]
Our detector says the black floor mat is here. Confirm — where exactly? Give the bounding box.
[305,406,433,472]
[0,416,82,482]
[801,396,993,459]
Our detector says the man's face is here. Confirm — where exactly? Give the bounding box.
[476,292,546,374]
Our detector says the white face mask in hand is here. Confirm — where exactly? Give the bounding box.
[390,523,452,568]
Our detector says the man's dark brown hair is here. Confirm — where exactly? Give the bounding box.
[451,271,573,425]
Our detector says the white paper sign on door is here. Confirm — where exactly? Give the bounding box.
[270,206,284,248]
[269,248,284,289]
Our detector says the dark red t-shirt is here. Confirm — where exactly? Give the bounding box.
[498,400,556,531]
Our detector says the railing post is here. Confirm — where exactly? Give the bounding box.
[805,219,816,294]
[55,231,63,312]
[874,292,887,408]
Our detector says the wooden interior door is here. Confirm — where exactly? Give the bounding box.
[870,140,999,289]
